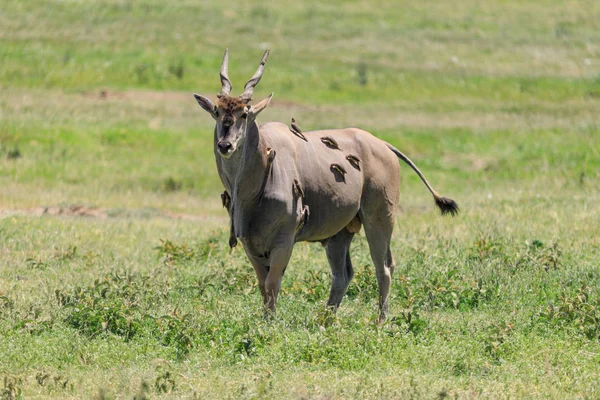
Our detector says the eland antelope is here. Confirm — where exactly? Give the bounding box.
[194,49,459,322]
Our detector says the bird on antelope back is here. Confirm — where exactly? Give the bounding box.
[193,49,459,323]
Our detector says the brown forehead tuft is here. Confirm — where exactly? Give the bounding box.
[216,95,246,113]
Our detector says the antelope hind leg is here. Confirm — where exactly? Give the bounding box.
[360,212,395,323]
[325,228,355,311]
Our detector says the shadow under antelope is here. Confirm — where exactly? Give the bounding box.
[193,49,459,322]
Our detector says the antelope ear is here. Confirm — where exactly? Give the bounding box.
[248,93,273,118]
[194,93,216,117]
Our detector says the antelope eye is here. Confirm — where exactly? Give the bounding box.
[241,113,247,119]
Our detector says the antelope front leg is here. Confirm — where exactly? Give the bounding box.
[248,256,269,313]
[264,246,294,316]
[221,191,238,248]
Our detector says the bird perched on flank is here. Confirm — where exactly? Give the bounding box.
[290,118,307,141]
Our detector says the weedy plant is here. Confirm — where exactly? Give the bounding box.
[155,239,196,265]
[283,269,331,302]
[25,258,48,270]
[1,376,22,400]
[52,245,78,262]
[154,310,195,359]
[56,273,154,340]
[484,321,515,363]
[13,305,54,335]
[154,368,176,394]
[418,269,498,310]
[54,271,196,357]
[25,245,78,270]
[132,380,150,400]
[0,296,13,313]
[469,235,507,261]
[515,240,562,272]
[34,372,73,392]
[345,264,379,301]
[539,285,600,340]
[390,269,498,311]
[389,307,429,336]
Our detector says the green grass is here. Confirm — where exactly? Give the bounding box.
[1,0,600,398]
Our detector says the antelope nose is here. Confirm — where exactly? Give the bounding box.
[217,141,232,154]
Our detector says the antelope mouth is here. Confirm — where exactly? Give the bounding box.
[218,148,234,158]
[217,141,234,157]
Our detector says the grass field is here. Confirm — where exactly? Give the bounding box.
[1,0,600,398]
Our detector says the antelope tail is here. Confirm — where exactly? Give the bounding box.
[387,143,459,216]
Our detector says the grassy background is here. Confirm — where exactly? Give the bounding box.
[1,0,600,398]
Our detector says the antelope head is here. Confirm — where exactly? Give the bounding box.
[194,49,273,158]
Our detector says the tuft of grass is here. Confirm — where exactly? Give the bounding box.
[160,177,182,193]
[6,147,21,160]
[168,59,185,80]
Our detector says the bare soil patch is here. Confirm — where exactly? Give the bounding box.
[0,204,208,221]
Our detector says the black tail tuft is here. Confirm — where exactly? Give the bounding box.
[435,196,460,217]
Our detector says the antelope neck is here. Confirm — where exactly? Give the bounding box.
[220,122,269,206]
